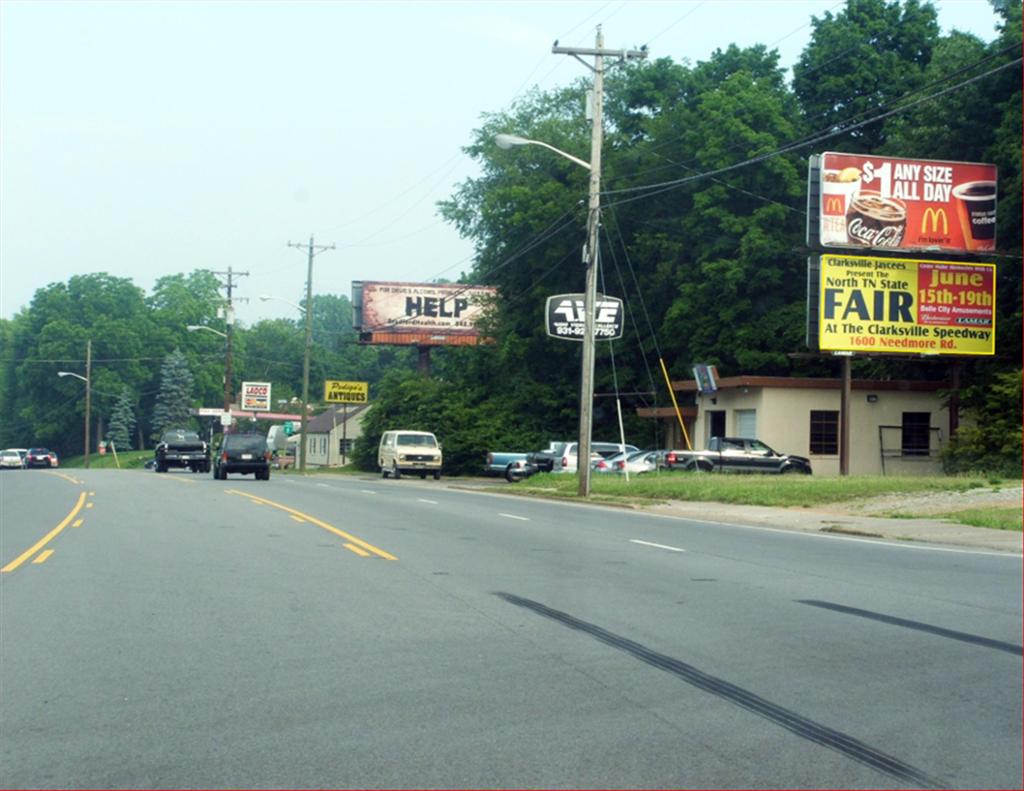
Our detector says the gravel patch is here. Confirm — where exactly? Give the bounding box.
[835,485,1022,517]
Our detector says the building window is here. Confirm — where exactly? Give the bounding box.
[902,412,931,456]
[735,409,757,439]
[809,411,839,455]
[339,438,354,455]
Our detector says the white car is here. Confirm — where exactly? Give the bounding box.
[553,442,639,473]
[1,449,25,469]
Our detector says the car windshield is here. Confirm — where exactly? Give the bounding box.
[398,434,436,447]
[224,435,267,452]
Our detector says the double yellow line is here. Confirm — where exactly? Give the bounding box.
[2,491,88,573]
[226,490,396,560]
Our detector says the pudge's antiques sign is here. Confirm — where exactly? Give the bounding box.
[815,153,997,254]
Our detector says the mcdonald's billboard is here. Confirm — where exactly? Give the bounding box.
[816,153,997,254]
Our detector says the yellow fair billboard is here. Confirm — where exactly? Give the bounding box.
[817,254,995,356]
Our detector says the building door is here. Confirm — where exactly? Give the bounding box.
[706,410,726,445]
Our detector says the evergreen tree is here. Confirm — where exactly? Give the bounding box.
[107,387,137,451]
[151,349,195,440]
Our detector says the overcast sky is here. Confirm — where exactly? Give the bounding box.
[1,0,1002,326]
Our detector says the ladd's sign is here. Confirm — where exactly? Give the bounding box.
[818,153,997,254]
[817,254,995,356]
[241,381,271,411]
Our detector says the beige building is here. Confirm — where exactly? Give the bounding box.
[638,375,950,476]
[301,404,370,468]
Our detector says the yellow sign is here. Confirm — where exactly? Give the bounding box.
[818,254,995,356]
[323,380,369,404]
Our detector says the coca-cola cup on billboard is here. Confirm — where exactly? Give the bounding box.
[820,167,861,245]
[845,190,907,248]
[952,180,996,251]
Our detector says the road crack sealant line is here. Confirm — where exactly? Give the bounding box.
[2,490,89,573]
[225,489,396,560]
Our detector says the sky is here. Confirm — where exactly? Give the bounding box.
[0,0,1003,326]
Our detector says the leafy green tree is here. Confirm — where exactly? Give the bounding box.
[793,0,940,153]
[151,349,196,440]
[942,368,1022,475]
[107,387,137,451]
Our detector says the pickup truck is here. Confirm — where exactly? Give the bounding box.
[526,442,569,473]
[154,428,211,473]
[483,452,538,482]
[664,437,812,475]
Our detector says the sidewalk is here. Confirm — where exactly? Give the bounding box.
[645,499,1023,554]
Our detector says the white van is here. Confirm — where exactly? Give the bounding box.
[378,430,442,479]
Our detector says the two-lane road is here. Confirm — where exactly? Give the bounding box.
[2,469,1020,788]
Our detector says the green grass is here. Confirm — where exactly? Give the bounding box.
[514,471,1001,509]
[58,450,153,470]
[935,506,1022,531]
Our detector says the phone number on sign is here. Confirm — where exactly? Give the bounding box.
[554,325,618,338]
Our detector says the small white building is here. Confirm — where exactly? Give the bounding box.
[300,404,370,468]
[638,374,950,476]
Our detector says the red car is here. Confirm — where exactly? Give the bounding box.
[25,447,58,468]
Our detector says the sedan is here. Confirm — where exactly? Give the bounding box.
[1,449,25,469]
[25,447,58,468]
[592,450,659,475]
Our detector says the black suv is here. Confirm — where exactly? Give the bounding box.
[213,433,271,480]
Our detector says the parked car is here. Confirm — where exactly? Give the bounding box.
[526,442,570,473]
[553,442,639,473]
[213,433,271,480]
[8,448,28,466]
[1,449,25,469]
[25,447,58,468]
[664,437,812,474]
[592,449,659,475]
[483,452,538,482]
[378,430,442,480]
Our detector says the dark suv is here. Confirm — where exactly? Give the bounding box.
[213,434,271,480]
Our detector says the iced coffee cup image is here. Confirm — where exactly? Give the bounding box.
[953,180,996,251]
[820,167,861,245]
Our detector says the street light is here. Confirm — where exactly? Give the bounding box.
[187,324,232,414]
[496,131,602,497]
[259,294,312,472]
[186,324,227,338]
[58,359,91,469]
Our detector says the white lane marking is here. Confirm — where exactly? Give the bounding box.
[418,499,438,505]
[631,539,686,553]
[499,513,530,521]
[317,483,330,487]
[361,489,377,495]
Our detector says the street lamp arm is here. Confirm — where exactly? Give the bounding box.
[57,371,88,382]
[186,325,228,338]
[494,134,591,171]
[259,295,306,314]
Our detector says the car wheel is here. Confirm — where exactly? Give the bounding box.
[392,463,401,480]
[419,471,427,479]
[505,465,519,483]
[381,468,389,479]
[433,470,441,480]
[263,468,271,481]
[156,463,167,473]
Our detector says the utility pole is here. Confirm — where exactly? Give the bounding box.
[84,339,92,469]
[553,27,646,497]
[212,267,249,415]
[287,236,335,472]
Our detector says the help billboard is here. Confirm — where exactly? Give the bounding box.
[817,153,997,254]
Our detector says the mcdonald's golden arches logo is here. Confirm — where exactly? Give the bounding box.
[823,196,845,215]
[921,207,948,234]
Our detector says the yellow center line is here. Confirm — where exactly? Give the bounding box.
[344,543,371,557]
[225,489,396,560]
[32,550,55,565]
[72,519,84,528]
[2,492,88,573]
[46,471,82,485]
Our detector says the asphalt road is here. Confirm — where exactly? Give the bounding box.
[1,468,1020,789]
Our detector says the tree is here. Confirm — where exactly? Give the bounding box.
[107,387,137,451]
[792,0,940,153]
[151,349,195,440]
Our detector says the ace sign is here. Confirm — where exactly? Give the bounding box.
[545,294,624,341]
